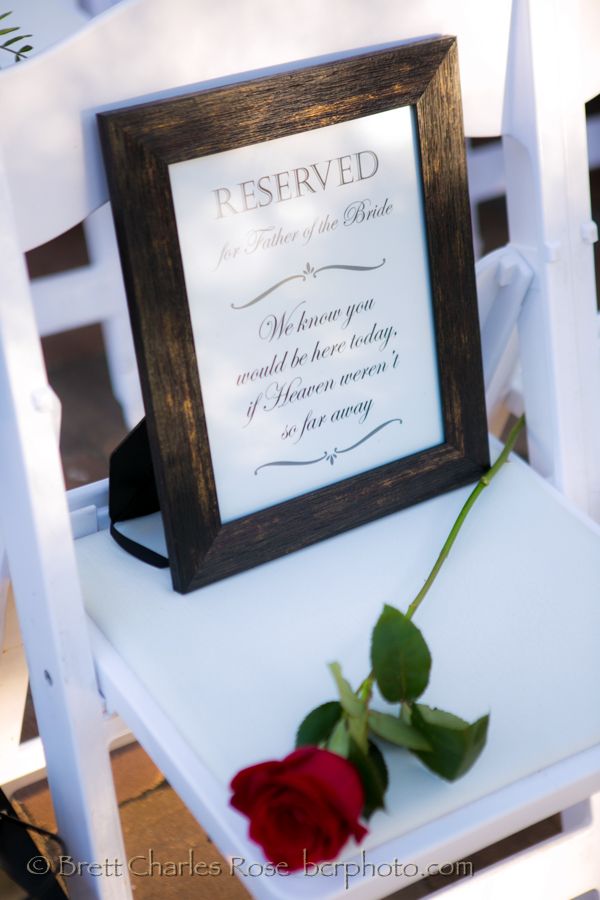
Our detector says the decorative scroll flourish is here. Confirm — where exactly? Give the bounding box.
[232,258,386,310]
[254,418,402,475]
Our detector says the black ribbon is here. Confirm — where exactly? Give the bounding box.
[109,418,169,569]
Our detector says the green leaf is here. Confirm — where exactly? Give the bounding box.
[370,605,431,702]
[368,709,432,751]
[367,740,389,795]
[0,13,13,22]
[348,738,388,819]
[296,701,341,748]
[0,26,19,36]
[328,661,364,717]
[17,44,32,53]
[327,718,350,757]
[1,34,30,47]
[411,704,489,781]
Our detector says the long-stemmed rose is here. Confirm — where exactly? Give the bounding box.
[231,417,525,868]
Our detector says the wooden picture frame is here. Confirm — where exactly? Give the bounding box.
[99,37,489,593]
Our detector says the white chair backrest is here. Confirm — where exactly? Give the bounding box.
[1,0,515,252]
[2,0,599,514]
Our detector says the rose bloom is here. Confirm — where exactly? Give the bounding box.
[230,746,367,871]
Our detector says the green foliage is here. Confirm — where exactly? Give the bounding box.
[328,662,364,717]
[371,605,431,701]
[295,701,342,748]
[411,704,490,781]
[0,12,33,64]
[366,740,388,796]
[348,738,388,819]
[368,709,431,751]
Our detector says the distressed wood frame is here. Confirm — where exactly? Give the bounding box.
[99,37,489,593]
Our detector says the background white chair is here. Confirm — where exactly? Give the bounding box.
[466,1,600,461]
[2,0,143,430]
[2,1,600,898]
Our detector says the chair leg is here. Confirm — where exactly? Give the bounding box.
[3,556,134,900]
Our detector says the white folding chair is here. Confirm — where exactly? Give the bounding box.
[2,0,143,430]
[2,2,600,899]
[468,57,600,264]
[468,0,600,452]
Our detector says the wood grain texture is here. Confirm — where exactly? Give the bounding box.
[98,38,489,593]
[416,40,488,463]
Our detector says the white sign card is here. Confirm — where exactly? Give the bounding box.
[169,106,444,522]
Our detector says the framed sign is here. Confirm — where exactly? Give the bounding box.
[99,37,489,593]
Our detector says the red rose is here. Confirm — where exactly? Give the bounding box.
[230,746,367,871]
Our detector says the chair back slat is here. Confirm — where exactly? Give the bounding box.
[0,0,514,251]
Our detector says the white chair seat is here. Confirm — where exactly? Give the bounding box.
[74,442,600,898]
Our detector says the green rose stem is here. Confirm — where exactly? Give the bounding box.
[405,414,525,621]
[356,414,525,698]
[249,408,522,866]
